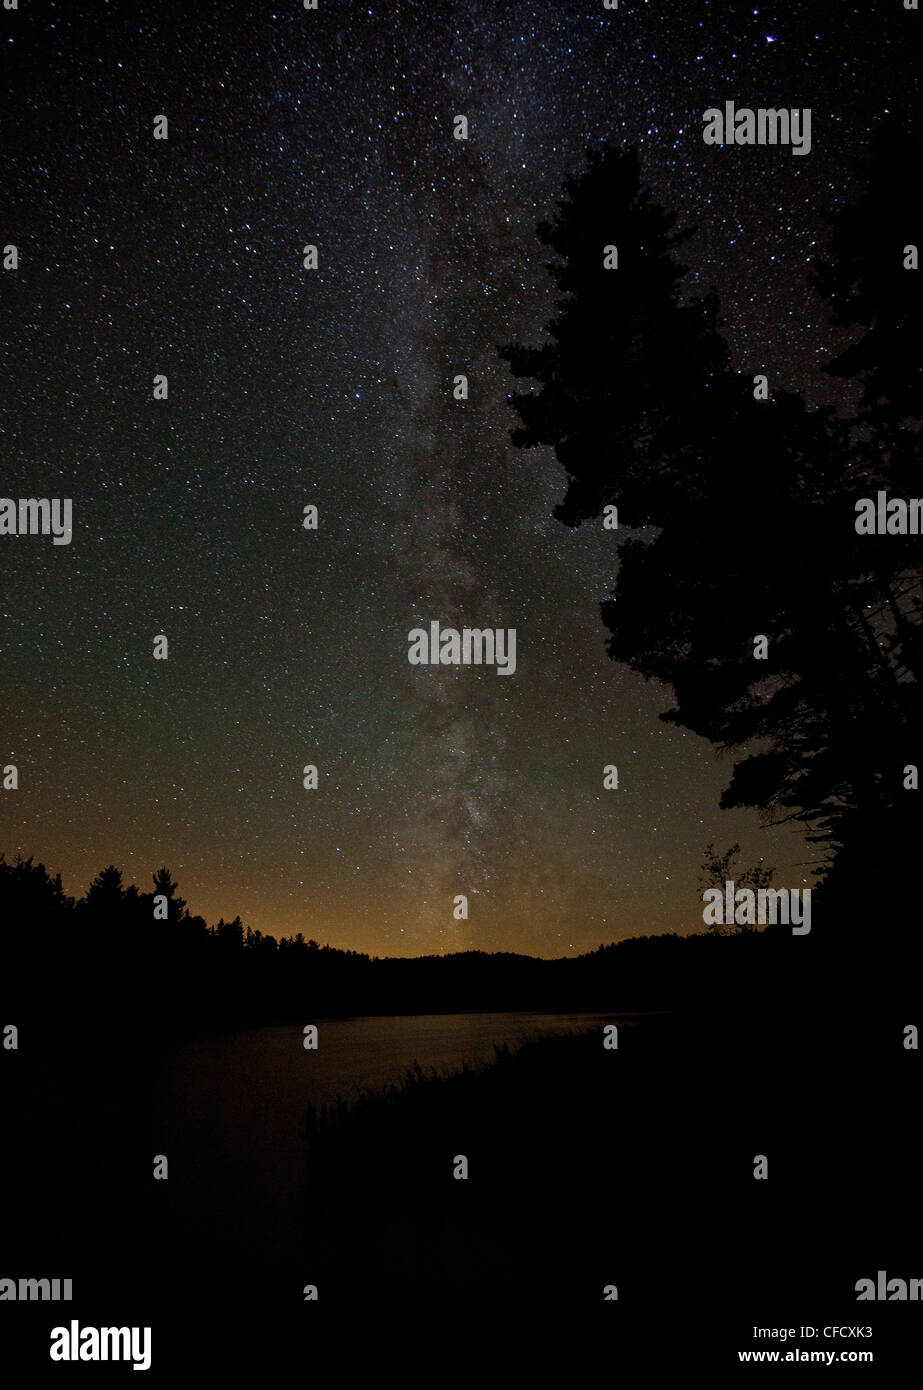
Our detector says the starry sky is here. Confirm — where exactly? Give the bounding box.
[0,0,917,956]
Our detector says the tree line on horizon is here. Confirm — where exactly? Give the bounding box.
[1,849,843,1034]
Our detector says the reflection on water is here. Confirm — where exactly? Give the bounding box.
[152,1012,637,1261]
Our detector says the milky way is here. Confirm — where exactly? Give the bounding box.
[1,0,917,953]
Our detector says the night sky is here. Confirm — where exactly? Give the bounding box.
[1,0,917,956]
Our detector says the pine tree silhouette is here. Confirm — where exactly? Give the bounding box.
[502,139,923,925]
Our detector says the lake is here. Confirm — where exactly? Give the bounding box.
[151,1011,637,1265]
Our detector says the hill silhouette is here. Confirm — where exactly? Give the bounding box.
[3,850,920,1040]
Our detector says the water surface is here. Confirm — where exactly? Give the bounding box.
[153,1011,636,1262]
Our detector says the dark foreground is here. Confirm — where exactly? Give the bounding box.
[2,973,920,1377]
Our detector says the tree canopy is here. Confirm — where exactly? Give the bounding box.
[502,139,923,905]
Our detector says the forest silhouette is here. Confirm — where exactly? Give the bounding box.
[0,849,829,1031]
